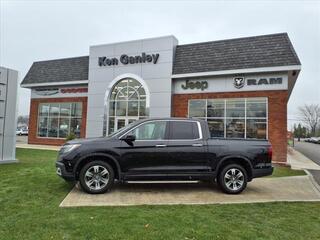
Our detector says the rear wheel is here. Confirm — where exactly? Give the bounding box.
[79,161,114,194]
[217,164,247,194]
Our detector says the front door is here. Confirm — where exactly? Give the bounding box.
[115,117,139,131]
[119,120,170,178]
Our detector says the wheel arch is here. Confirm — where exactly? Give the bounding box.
[216,156,253,181]
[75,153,122,181]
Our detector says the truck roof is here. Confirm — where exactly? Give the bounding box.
[139,117,204,122]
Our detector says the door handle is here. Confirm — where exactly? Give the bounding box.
[192,143,203,147]
[155,144,167,147]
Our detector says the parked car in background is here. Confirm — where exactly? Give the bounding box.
[56,118,273,195]
[16,128,29,136]
[305,137,320,144]
[314,137,320,144]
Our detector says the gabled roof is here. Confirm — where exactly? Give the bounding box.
[173,33,301,75]
[21,33,301,87]
[21,56,89,86]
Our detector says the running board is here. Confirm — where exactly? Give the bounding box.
[125,180,200,184]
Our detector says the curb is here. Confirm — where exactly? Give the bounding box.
[287,147,320,170]
[305,170,320,194]
[16,145,60,151]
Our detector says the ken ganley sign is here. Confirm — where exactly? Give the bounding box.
[98,52,160,66]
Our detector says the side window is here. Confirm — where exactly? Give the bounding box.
[128,121,167,140]
[169,121,200,140]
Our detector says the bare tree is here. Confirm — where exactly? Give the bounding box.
[298,104,320,136]
[17,115,29,127]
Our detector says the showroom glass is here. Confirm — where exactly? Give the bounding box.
[107,78,149,135]
[188,98,267,139]
[37,102,82,138]
[127,121,167,140]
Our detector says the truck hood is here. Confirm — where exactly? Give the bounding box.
[65,137,111,145]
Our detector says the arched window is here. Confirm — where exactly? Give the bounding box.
[106,78,149,135]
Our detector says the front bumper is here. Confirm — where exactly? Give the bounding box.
[252,167,274,178]
[56,161,75,181]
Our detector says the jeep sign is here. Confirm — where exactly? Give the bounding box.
[181,80,208,91]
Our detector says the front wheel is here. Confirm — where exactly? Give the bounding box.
[217,164,247,194]
[79,161,114,194]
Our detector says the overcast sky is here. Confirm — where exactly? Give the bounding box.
[1,0,319,129]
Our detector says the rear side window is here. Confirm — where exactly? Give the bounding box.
[169,121,200,140]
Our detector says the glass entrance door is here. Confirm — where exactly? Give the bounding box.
[115,117,138,131]
[106,78,149,135]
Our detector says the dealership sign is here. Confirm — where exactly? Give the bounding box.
[174,74,287,94]
[33,88,59,96]
[234,77,245,89]
[33,87,88,98]
[98,52,160,67]
[181,80,208,91]
[233,77,283,89]
[60,88,88,94]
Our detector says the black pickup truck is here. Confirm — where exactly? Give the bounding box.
[56,118,273,194]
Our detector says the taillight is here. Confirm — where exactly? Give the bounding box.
[268,146,272,161]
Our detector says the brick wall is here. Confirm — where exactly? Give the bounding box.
[28,97,88,146]
[172,90,288,163]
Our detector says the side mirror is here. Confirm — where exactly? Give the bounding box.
[121,134,136,142]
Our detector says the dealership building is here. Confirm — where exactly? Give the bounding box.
[21,33,301,163]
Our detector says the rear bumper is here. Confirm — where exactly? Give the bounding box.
[252,167,273,178]
[56,161,75,181]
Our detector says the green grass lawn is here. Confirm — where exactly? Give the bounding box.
[0,148,319,240]
[269,166,306,178]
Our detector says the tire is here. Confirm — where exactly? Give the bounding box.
[79,160,114,194]
[217,164,247,194]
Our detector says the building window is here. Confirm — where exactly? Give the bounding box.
[107,78,149,135]
[188,98,267,139]
[37,102,82,138]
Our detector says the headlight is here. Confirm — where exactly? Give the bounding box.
[60,144,81,154]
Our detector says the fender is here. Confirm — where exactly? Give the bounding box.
[74,152,122,179]
[215,155,253,176]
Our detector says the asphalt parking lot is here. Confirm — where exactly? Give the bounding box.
[294,141,320,186]
[16,135,28,144]
[294,141,320,166]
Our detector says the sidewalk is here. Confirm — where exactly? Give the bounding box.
[16,143,61,151]
[287,147,320,170]
[60,176,320,207]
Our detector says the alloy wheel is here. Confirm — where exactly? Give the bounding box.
[224,168,244,191]
[84,165,110,191]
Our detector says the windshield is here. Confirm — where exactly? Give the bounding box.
[107,120,142,138]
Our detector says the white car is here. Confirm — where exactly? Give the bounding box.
[308,137,320,144]
[16,128,29,136]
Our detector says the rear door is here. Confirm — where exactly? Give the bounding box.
[166,120,209,173]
